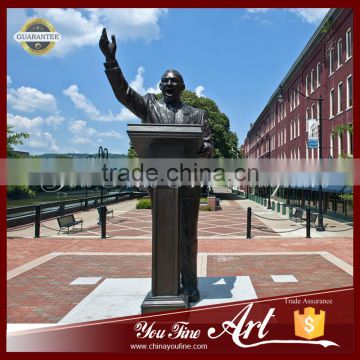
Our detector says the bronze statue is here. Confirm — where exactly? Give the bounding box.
[99,28,213,302]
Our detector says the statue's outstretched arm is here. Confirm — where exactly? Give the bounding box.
[99,28,147,121]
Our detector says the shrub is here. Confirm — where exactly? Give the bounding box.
[199,205,212,211]
[136,198,151,209]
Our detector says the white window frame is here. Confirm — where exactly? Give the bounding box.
[347,129,352,156]
[316,62,321,88]
[329,88,335,118]
[337,38,343,68]
[310,69,314,93]
[338,82,343,114]
[306,108,310,131]
[346,74,352,109]
[338,133,342,157]
[311,103,316,119]
[297,116,300,137]
[329,48,335,75]
[305,75,309,96]
[346,28,352,60]
[330,133,334,158]
[296,85,300,105]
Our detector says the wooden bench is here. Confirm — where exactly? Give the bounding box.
[57,214,83,234]
[97,206,114,224]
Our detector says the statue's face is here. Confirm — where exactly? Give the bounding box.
[160,71,184,103]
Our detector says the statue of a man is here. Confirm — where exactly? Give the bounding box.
[99,28,213,302]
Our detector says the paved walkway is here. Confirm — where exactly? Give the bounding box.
[7,199,353,326]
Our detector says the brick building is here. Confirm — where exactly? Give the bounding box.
[242,8,353,217]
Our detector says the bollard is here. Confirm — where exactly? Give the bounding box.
[282,203,286,215]
[271,201,275,211]
[277,202,280,212]
[289,206,293,219]
[34,205,41,238]
[306,208,311,238]
[100,205,106,239]
[60,203,65,216]
[247,207,252,239]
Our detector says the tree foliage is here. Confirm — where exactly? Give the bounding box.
[7,125,29,157]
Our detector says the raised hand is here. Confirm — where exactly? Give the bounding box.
[99,28,117,62]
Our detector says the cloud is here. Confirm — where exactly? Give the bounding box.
[7,113,43,129]
[63,66,160,122]
[288,9,330,24]
[7,113,60,151]
[246,8,270,13]
[28,131,59,152]
[68,119,123,144]
[63,84,137,122]
[242,8,329,25]
[23,8,168,57]
[195,85,205,97]
[129,66,161,95]
[7,84,58,113]
[7,75,12,87]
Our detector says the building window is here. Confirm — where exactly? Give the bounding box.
[316,62,321,87]
[347,128,353,156]
[338,82,343,114]
[329,48,335,75]
[337,39,343,67]
[347,75,352,108]
[297,116,300,136]
[330,89,335,118]
[297,85,300,105]
[330,133,334,158]
[311,103,316,119]
[311,69,315,93]
[305,75,309,96]
[284,127,287,143]
[338,133,343,157]
[346,28,352,59]
[306,108,310,131]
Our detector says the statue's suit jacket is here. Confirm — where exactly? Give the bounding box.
[104,60,212,153]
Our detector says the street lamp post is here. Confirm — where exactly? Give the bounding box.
[266,135,272,209]
[277,86,325,231]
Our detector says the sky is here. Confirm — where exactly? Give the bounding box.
[7,8,330,155]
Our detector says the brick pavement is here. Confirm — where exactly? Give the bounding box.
[7,199,353,324]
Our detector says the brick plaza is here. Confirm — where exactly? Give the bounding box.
[7,199,353,325]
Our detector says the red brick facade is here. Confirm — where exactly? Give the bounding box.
[243,8,353,160]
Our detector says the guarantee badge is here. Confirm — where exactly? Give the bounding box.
[14,18,61,55]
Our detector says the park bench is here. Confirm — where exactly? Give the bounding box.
[291,209,304,223]
[97,206,114,224]
[57,214,83,234]
[301,213,318,227]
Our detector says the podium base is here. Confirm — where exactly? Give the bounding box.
[141,292,189,314]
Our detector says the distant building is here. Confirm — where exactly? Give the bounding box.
[242,8,353,217]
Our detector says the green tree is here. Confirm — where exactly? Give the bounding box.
[7,125,29,157]
[180,90,239,158]
[7,126,34,199]
[127,141,138,158]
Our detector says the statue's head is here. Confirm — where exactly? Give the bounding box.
[159,70,185,104]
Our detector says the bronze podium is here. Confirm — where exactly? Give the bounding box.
[127,124,203,314]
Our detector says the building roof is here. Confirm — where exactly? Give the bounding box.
[246,8,342,139]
